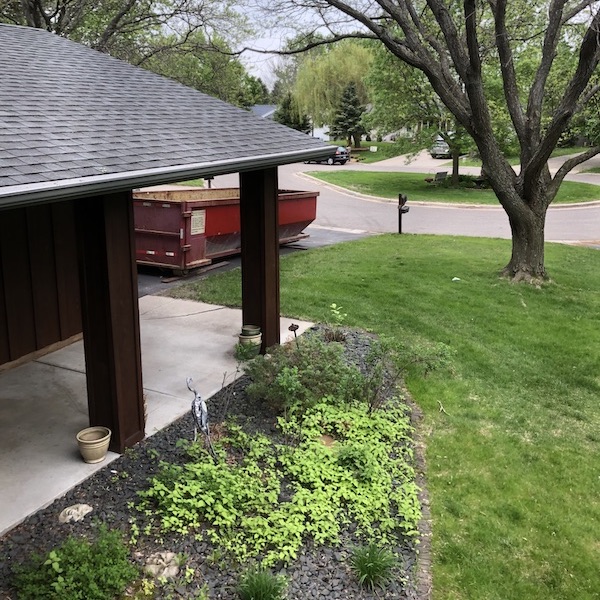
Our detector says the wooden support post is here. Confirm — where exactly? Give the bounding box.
[239,168,280,352]
[75,192,144,453]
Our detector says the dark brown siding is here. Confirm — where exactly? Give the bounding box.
[0,201,81,366]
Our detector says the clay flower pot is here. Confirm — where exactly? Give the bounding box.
[76,426,111,464]
[241,324,261,336]
[238,326,262,357]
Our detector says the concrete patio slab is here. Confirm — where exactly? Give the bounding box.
[0,296,312,537]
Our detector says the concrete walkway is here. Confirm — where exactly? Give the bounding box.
[0,296,312,536]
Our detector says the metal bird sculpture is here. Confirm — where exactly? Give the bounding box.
[186,377,217,462]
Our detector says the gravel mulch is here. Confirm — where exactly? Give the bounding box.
[0,328,429,599]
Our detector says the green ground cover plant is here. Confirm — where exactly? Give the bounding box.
[307,171,600,204]
[169,234,600,600]
[138,332,422,569]
[13,526,138,600]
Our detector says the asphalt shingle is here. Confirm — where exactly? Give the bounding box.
[0,24,329,205]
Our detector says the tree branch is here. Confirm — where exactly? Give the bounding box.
[525,0,566,144]
[94,0,142,53]
[548,145,600,197]
[490,0,526,142]
[523,6,600,184]
[563,0,595,23]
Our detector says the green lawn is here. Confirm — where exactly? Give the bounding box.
[168,235,600,600]
[307,171,600,204]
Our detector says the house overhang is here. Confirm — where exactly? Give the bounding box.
[0,146,333,210]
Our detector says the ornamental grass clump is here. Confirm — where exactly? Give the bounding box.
[237,567,287,600]
[350,542,397,590]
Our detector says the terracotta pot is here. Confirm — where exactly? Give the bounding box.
[76,426,111,464]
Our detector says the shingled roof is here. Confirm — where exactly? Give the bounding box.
[0,24,331,209]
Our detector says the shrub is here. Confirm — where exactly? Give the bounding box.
[244,333,364,413]
[350,542,397,590]
[13,526,138,600]
[237,567,287,600]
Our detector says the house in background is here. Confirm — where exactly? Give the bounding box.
[0,23,330,452]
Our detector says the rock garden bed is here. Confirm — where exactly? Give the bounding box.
[0,326,429,599]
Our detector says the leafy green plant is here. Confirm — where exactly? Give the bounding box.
[237,567,287,600]
[13,526,138,600]
[329,302,347,324]
[234,341,261,362]
[350,542,397,590]
[323,302,348,342]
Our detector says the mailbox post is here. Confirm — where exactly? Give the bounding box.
[398,194,409,234]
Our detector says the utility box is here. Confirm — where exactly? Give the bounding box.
[133,187,318,273]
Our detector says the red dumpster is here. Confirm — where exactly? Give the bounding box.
[133,186,318,274]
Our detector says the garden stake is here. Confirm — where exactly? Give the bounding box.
[289,323,300,350]
[186,377,218,462]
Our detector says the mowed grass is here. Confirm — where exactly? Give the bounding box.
[307,171,600,204]
[168,235,600,600]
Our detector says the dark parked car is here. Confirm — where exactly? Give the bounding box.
[305,146,350,165]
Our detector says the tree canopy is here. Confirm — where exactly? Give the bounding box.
[330,83,366,147]
[0,0,249,65]
[273,92,312,133]
[293,40,373,126]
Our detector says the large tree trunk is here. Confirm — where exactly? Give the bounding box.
[502,209,547,282]
[451,150,460,185]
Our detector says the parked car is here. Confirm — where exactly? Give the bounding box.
[429,135,451,159]
[305,146,350,165]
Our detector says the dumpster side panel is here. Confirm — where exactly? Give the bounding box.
[133,188,318,271]
[278,193,317,241]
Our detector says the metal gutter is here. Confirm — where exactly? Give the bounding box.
[0,145,333,210]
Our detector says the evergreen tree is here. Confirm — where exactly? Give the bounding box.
[329,83,365,148]
[273,93,311,134]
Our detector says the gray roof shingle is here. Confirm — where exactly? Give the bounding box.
[0,24,330,207]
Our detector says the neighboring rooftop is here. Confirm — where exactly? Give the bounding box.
[250,104,277,119]
[0,25,329,207]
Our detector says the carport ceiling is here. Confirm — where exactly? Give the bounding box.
[0,24,331,209]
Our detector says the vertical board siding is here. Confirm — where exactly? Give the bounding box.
[0,257,9,364]
[26,205,61,349]
[0,202,81,366]
[0,209,37,360]
[52,203,82,338]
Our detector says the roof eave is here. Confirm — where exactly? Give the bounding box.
[0,146,333,210]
